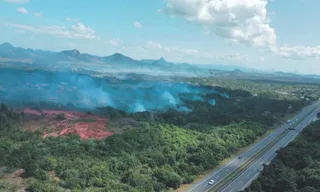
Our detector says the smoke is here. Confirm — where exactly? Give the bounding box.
[162,91,177,106]
[0,68,227,112]
[177,106,192,113]
[209,99,216,106]
[221,92,230,99]
[132,102,146,113]
[191,95,204,101]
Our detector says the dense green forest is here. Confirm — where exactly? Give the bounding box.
[0,79,318,191]
[244,119,320,192]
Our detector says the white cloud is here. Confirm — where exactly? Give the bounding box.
[5,21,96,39]
[143,41,199,56]
[260,56,265,61]
[162,0,276,47]
[273,45,320,60]
[184,49,198,54]
[33,12,43,17]
[105,38,123,46]
[66,17,78,22]
[17,7,28,14]
[145,41,162,49]
[4,0,29,3]
[133,21,142,28]
[220,53,249,61]
[71,22,94,35]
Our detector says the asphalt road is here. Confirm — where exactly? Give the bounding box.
[221,106,319,192]
[186,101,320,192]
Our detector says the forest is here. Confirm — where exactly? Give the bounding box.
[0,79,319,191]
[0,105,265,192]
[244,119,320,192]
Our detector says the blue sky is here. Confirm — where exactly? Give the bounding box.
[1,0,320,74]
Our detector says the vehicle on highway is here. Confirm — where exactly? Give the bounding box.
[288,127,296,130]
[238,156,243,159]
[208,180,215,185]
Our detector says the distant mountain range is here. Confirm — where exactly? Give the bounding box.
[1,42,320,82]
[0,42,258,74]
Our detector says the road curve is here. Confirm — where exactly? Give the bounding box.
[186,101,320,192]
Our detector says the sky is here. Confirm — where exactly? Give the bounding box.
[1,0,320,74]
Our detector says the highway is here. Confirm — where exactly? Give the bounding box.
[186,101,320,192]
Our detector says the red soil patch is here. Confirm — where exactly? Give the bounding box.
[21,108,113,140]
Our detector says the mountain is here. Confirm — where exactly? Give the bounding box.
[0,42,14,50]
[103,53,138,66]
[0,42,54,59]
[0,42,32,59]
[57,49,102,62]
[60,49,81,57]
[3,42,315,79]
[33,48,105,66]
[140,57,171,65]
[0,42,256,73]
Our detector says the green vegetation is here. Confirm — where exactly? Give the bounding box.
[1,106,264,191]
[244,120,320,192]
[0,79,319,192]
[72,118,96,123]
[55,113,66,121]
[184,78,320,101]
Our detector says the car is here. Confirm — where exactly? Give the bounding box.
[208,180,215,185]
[238,156,243,159]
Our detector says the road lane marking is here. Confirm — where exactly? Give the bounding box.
[219,136,288,192]
[240,171,261,191]
[223,134,292,192]
[212,131,290,192]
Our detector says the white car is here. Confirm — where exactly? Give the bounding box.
[208,180,215,185]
